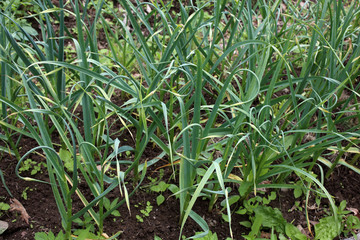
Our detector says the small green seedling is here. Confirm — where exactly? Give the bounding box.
[0,202,10,217]
[193,231,220,240]
[34,230,65,240]
[18,159,46,175]
[140,201,153,216]
[73,212,96,233]
[135,201,153,222]
[103,197,121,217]
[21,187,34,200]
[35,228,106,240]
[150,181,170,205]
[242,205,307,239]
[59,149,81,172]
[136,215,144,223]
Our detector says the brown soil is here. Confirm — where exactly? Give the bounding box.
[0,131,248,239]
[1,133,359,239]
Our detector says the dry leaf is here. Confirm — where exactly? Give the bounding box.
[348,207,359,215]
[307,203,318,210]
[348,207,360,219]
[309,220,319,226]
[260,231,271,239]
[10,198,30,224]
[257,180,271,192]
[297,224,311,239]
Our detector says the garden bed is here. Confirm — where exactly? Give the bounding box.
[0,0,360,239]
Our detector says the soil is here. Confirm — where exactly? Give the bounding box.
[1,142,360,240]
[0,131,249,240]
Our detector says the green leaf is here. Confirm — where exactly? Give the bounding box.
[34,231,57,240]
[111,210,121,217]
[339,200,347,212]
[0,202,10,211]
[236,207,247,215]
[279,233,287,240]
[196,168,207,176]
[254,206,287,233]
[285,223,307,240]
[268,191,277,201]
[156,195,165,206]
[346,215,360,230]
[249,213,263,237]
[239,182,252,197]
[168,184,179,197]
[74,227,102,240]
[21,26,38,36]
[34,232,51,240]
[54,231,65,240]
[221,195,240,207]
[103,197,110,209]
[59,149,73,172]
[222,213,229,222]
[110,198,119,209]
[240,221,252,228]
[150,181,169,193]
[194,231,218,240]
[314,216,341,240]
[294,187,303,198]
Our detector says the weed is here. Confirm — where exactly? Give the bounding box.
[18,159,46,176]
[150,181,170,206]
[103,197,121,217]
[21,187,34,200]
[0,202,10,217]
[135,201,153,222]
